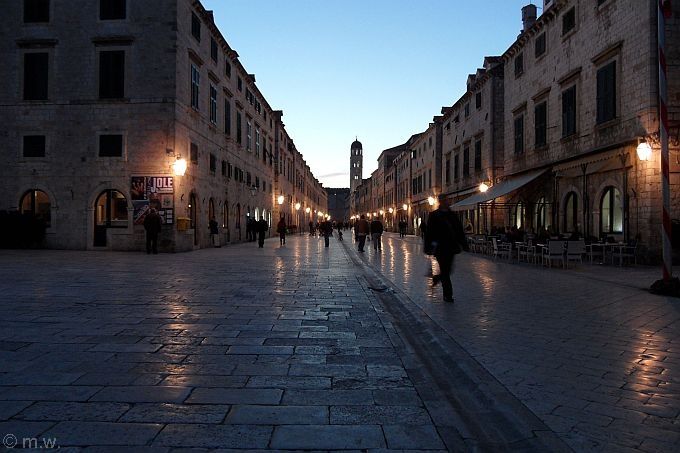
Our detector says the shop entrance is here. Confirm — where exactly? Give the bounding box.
[94,190,128,247]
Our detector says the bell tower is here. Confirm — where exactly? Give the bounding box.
[350,138,363,194]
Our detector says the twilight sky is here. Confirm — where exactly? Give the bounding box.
[202,0,537,188]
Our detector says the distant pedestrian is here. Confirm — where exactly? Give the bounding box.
[370,218,384,251]
[399,220,407,238]
[276,217,287,246]
[355,215,369,252]
[257,218,268,248]
[309,220,314,236]
[209,217,220,247]
[321,220,332,247]
[424,194,468,302]
[143,208,162,254]
[245,217,253,242]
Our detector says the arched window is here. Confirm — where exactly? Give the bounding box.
[564,192,578,233]
[601,186,623,233]
[208,198,215,221]
[188,193,197,229]
[235,203,241,229]
[513,202,525,229]
[20,189,51,227]
[255,207,260,221]
[534,197,547,232]
[95,190,128,228]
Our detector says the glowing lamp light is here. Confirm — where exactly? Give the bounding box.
[427,196,435,206]
[173,157,187,176]
[295,202,301,210]
[388,207,394,214]
[637,141,652,161]
[379,210,384,215]
[277,195,285,205]
[305,207,311,213]
[479,182,490,193]
[402,204,408,211]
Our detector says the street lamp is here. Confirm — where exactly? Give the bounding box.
[173,156,187,176]
[388,207,393,214]
[402,203,408,211]
[427,196,435,206]
[277,195,284,205]
[479,182,490,193]
[637,140,652,161]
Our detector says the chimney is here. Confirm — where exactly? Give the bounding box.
[522,4,537,32]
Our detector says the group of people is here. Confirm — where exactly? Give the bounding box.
[353,216,385,252]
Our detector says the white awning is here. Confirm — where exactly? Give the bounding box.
[451,169,547,211]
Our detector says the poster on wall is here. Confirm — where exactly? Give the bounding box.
[131,176,174,225]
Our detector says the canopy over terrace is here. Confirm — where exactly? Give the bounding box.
[451,169,548,211]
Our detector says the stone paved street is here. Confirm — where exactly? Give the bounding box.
[0,233,678,451]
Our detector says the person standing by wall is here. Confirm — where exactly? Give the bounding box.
[209,217,220,248]
[424,194,468,302]
[370,217,384,252]
[276,217,287,246]
[355,215,369,253]
[257,217,268,248]
[143,208,162,254]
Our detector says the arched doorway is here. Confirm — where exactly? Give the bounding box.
[20,189,51,227]
[94,189,128,247]
[223,199,230,242]
[564,192,578,233]
[600,186,623,237]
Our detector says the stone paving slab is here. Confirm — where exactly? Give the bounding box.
[270,425,386,449]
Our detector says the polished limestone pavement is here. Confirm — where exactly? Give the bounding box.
[0,232,676,451]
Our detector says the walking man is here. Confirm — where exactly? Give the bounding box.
[355,214,369,252]
[424,194,468,302]
[143,208,162,254]
[209,217,220,247]
[257,217,268,248]
[276,217,286,246]
[370,217,384,251]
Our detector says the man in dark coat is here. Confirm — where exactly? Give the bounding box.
[257,218,268,248]
[143,208,162,254]
[424,194,468,302]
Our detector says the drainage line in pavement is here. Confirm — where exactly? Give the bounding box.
[341,240,573,452]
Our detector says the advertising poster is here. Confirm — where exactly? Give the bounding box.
[132,176,174,224]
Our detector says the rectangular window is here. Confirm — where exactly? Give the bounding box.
[191,12,201,41]
[190,142,198,163]
[597,61,616,124]
[445,159,451,184]
[562,7,575,35]
[23,53,48,100]
[209,85,217,124]
[255,126,261,157]
[514,115,525,154]
[209,153,216,173]
[428,169,432,187]
[246,120,252,150]
[100,0,126,20]
[255,176,260,188]
[224,99,231,135]
[99,50,124,99]
[474,140,482,172]
[99,134,123,157]
[228,162,233,178]
[237,76,242,92]
[236,112,242,143]
[464,103,470,118]
[514,53,524,77]
[246,172,251,185]
[463,146,470,177]
[23,135,46,157]
[562,85,576,137]
[454,155,459,181]
[534,101,547,147]
[221,160,227,176]
[475,92,482,109]
[535,33,546,58]
[210,38,218,63]
[190,64,199,110]
[225,61,231,78]
[24,0,50,23]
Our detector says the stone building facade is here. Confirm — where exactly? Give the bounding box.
[352,0,679,261]
[0,0,326,251]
